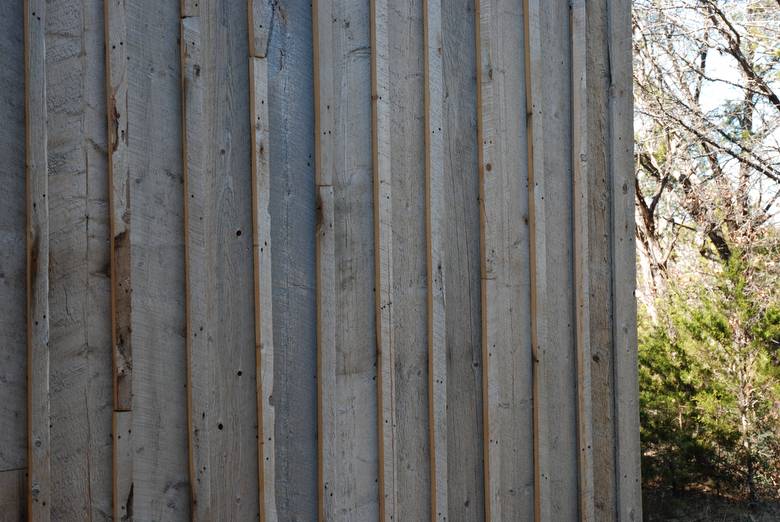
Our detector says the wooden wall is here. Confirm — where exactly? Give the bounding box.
[0,0,641,520]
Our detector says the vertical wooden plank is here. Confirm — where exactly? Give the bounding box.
[248,1,277,513]
[314,183,336,522]
[584,0,619,519]
[250,56,277,521]
[104,0,132,414]
[0,469,26,522]
[181,15,211,520]
[106,0,190,517]
[440,2,484,519]
[46,0,113,518]
[527,0,580,519]
[313,0,379,519]
[372,0,430,520]
[370,0,395,518]
[182,0,260,519]
[25,0,51,519]
[475,0,534,519]
[523,3,547,521]
[104,0,132,517]
[571,0,595,520]
[608,0,642,519]
[423,0,447,520]
[113,411,133,521]
[266,1,319,518]
[0,0,28,493]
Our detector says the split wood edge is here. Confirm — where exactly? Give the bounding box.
[248,2,277,515]
[312,1,341,520]
[369,0,397,520]
[423,1,448,521]
[571,1,596,520]
[103,0,133,518]
[609,0,643,519]
[522,0,547,520]
[180,13,212,520]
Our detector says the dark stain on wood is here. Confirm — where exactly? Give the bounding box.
[113,229,132,411]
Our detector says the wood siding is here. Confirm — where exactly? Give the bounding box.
[0,0,640,520]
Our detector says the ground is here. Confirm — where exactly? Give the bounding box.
[644,489,780,521]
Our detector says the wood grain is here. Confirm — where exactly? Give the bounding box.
[249,26,278,520]
[370,0,396,518]
[572,0,596,520]
[423,0,447,519]
[314,1,379,519]
[46,0,113,518]
[523,2,548,519]
[609,0,642,519]
[25,0,51,518]
[113,411,133,521]
[104,0,132,414]
[181,15,211,520]
[181,0,261,518]
[0,3,643,518]
[110,0,190,517]
[441,2,484,519]
[528,1,580,519]
[0,469,26,522]
[266,1,319,518]
[0,0,28,485]
[585,0,619,519]
[372,0,430,519]
[476,0,534,518]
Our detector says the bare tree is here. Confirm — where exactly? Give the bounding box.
[633,0,780,314]
[633,0,780,498]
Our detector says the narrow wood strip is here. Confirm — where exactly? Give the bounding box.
[608,0,642,519]
[0,469,26,521]
[104,0,132,413]
[476,0,534,518]
[104,1,133,517]
[370,0,396,519]
[248,0,271,58]
[312,0,332,188]
[249,53,278,522]
[180,15,211,520]
[522,0,548,520]
[423,1,448,520]
[112,411,133,521]
[311,3,333,519]
[473,2,490,519]
[24,0,51,519]
[315,183,336,521]
[571,0,595,519]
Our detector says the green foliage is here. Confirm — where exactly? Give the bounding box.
[640,252,780,499]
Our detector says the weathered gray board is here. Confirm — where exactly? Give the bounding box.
[0,0,641,520]
[0,2,27,520]
[46,0,113,519]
